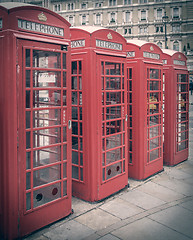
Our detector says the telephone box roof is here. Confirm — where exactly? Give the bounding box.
[162,49,178,56]
[71,26,106,34]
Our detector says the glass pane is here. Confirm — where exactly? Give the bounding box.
[72,137,78,150]
[149,137,159,150]
[72,61,77,74]
[63,180,67,196]
[26,70,30,87]
[26,131,31,149]
[63,144,67,160]
[26,172,31,190]
[26,152,31,170]
[106,92,121,105]
[178,74,187,83]
[149,69,159,79]
[150,81,160,90]
[106,148,121,164]
[63,162,67,178]
[148,115,160,126]
[26,192,31,211]
[106,162,122,180]
[33,109,60,128]
[33,90,61,108]
[33,146,61,167]
[79,76,82,90]
[63,127,67,142]
[150,149,159,161]
[178,141,188,151]
[26,91,30,109]
[79,61,82,74]
[106,77,121,90]
[63,53,66,69]
[33,50,61,69]
[72,122,78,135]
[33,71,61,87]
[63,71,66,87]
[33,127,60,148]
[149,126,159,138]
[177,113,188,122]
[177,122,188,132]
[72,107,78,120]
[105,62,121,75]
[177,84,188,92]
[106,120,121,135]
[106,134,121,150]
[25,49,31,67]
[72,76,77,89]
[106,106,121,120]
[72,92,78,105]
[72,166,79,179]
[26,111,31,129]
[72,151,78,164]
[33,182,61,208]
[33,165,61,187]
[80,153,83,166]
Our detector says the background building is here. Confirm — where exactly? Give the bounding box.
[1,0,193,76]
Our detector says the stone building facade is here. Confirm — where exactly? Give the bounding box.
[1,0,193,74]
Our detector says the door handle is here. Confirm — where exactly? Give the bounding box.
[68,120,72,129]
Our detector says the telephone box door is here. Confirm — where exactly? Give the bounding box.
[17,39,71,236]
[97,55,128,198]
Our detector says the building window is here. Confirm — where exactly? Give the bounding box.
[109,0,116,6]
[173,41,179,51]
[81,3,87,9]
[82,15,87,25]
[173,7,180,19]
[155,0,163,2]
[53,4,61,12]
[124,28,132,35]
[124,0,132,4]
[139,0,148,3]
[95,2,103,7]
[125,12,131,23]
[141,10,147,21]
[139,26,147,34]
[69,16,74,26]
[110,12,116,23]
[172,24,180,32]
[157,41,162,48]
[155,26,163,33]
[156,9,162,20]
[67,3,74,10]
[96,13,101,24]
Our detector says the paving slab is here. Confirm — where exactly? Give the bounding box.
[119,189,166,210]
[43,220,95,240]
[74,208,120,231]
[164,167,193,180]
[136,181,185,202]
[149,205,193,239]
[152,177,193,196]
[179,199,193,212]
[112,217,192,240]
[99,197,144,219]
[98,234,120,240]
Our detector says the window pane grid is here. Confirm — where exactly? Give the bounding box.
[101,61,126,182]
[71,60,84,182]
[24,47,68,212]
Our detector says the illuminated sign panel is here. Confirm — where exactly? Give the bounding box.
[173,60,185,66]
[18,19,64,37]
[0,19,2,29]
[143,51,160,60]
[71,39,85,48]
[96,39,122,51]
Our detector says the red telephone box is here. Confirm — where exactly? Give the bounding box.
[126,40,163,180]
[162,49,189,166]
[70,26,128,202]
[0,3,72,239]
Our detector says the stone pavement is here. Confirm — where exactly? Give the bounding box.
[24,94,193,240]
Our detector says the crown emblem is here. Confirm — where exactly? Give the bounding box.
[38,12,47,22]
[150,46,154,51]
[107,33,113,40]
[178,54,181,59]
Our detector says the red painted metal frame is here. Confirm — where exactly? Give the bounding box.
[162,49,189,166]
[126,40,163,180]
[70,27,128,202]
[0,4,71,239]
